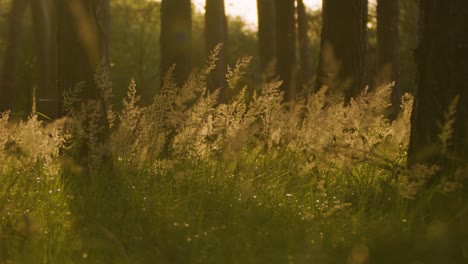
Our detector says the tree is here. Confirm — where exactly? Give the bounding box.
[398,0,418,95]
[257,0,276,81]
[205,0,228,102]
[377,0,400,117]
[55,0,111,167]
[160,0,192,87]
[31,0,57,118]
[275,0,297,101]
[0,0,29,112]
[408,0,468,169]
[55,0,110,105]
[316,0,368,101]
[297,0,314,87]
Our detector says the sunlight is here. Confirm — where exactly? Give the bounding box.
[193,0,322,27]
[3,0,467,262]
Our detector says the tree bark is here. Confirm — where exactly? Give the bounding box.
[55,0,109,104]
[31,0,57,118]
[297,0,314,88]
[0,0,29,112]
[408,0,468,168]
[205,0,228,102]
[316,0,368,102]
[257,0,276,81]
[49,0,59,116]
[55,0,111,169]
[160,0,192,87]
[377,0,400,118]
[275,0,297,101]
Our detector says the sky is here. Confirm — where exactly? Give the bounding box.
[193,0,322,28]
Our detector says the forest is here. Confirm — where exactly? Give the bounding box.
[0,0,467,263]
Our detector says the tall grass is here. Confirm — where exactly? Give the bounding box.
[0,53,467,263]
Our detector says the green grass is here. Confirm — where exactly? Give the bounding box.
[1,62,467,263]
[1,147,467,263]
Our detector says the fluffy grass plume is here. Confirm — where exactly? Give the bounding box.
[0,56,467,263]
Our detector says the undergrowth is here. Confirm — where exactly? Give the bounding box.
[0,51,467,263]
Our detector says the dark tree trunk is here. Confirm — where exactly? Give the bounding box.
[297,0,314,88]
[257,0,276,81]
[31,0,57,118]
[275,0,297,101]
[0,0,29,112]
[408,0,468,168]
[49,0,58,116]
[377,0,400,118]
[160,0,192,87]
[55,0,111,169]
[205,0,228,102]
[316,0,368,101]
[55,0,109,105]
[102,0,111,64]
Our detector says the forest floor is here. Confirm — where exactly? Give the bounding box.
[1,71,467,263]
[1,148,467,263]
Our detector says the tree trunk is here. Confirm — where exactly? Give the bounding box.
[205,0,228,102]
[55,0,111,169]
[316,0,368,101]
[377,0,400,118]
[275,0,297,101]
[160,0,192,87]
[31,0,57,118]
[102,0,111,64]
[408,0,468,169]
[257,0,276,81]
[0,0,29,112]
[297,0,314,88]
[56,0,109,103]
[49,0,58,117]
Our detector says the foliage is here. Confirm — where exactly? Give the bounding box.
[110,0,162,104]
[0,55,467,263]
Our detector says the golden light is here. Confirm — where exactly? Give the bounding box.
[193,0,322,28]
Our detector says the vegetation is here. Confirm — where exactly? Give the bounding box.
[0,0,467,263]
[0,56,467,262]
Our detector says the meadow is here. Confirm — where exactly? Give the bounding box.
[0,55,467,263]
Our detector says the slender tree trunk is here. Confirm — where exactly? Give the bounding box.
[316,0,368,101]
[160,0,192,87]
[297,0,313,88]
[0,0,29,112]
[205,0,228,102]
[377,0,400,118]
[408,0,468,169]
[275,0,297,101]
[257,0,276,81]
[31,0,57,118]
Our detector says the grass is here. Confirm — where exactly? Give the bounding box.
[0,58,467,263]
[1,148,467,263]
